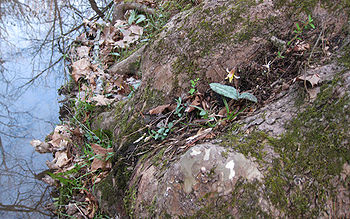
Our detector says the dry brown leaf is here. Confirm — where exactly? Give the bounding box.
[124,35,139,44]
[46,160,59,170]
[41,175,56,186]
[55,151,69,168]
[71,58,91,82]
[129,25,143,35]
[76,46,91,58]
[218,107,227,117]
[90,144,113,171]
[114,20,128,28]
[101,25,120,44]
[91,143,113,155]
[295,74,321,87]
[30,139,52,153]
[91,157,112,171]
[294,41,310,52]
[149,104,171,115]
[185,96,201,113]
[49,125,71,149]
[307,87,320,101]
[92,95,114,106]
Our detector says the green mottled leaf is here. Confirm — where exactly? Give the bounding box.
[239,92,258,103]
[209,83,239,100]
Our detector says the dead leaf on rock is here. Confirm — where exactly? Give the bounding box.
[46,160,59,170]
[185,128,213,145]
[71,58,91,82]
[42,175,56,186]
[294,74,321,87]
[149,104,170,115]
[307,87,320,101]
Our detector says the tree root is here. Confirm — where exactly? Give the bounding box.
[108,45,146,76]
[112,2,156,23]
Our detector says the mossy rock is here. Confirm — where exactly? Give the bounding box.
[141,0,349,103]
[93,0,350,217]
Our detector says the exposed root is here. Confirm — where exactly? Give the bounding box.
[108,45,146,75]
[112,2,156,23]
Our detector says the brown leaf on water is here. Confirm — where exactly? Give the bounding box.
[149,104,171,115]
[30,139,52,153]
[71,58,91,82]
[295,74,321,87]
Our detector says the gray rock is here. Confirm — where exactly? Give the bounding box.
[133,143,263,217]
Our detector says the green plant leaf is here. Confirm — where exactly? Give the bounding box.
[128,11,136,25]
[310,23,315,29]
[189,88,195,95]
[308,14,313,22]
[238,92,258,103]
[136,15,146,24]
[110,52,120,56]
[199,109,207,116]
[209,83,239,100]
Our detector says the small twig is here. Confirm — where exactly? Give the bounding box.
[307,27,324,66]
[74,203,88,219]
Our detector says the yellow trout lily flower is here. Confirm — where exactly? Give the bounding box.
[225,68,240,83]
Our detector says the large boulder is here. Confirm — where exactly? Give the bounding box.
[93,0,350,218]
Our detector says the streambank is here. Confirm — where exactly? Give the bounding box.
[33,0,350,218]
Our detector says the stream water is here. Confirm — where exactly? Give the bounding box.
[0,1,107,218]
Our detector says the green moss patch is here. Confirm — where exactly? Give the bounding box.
[265,81,349,217]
